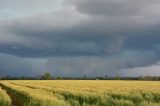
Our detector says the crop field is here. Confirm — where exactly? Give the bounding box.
[0,80,160,106]
[0,86,11,106]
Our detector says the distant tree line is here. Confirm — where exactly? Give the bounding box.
[0,73,160,81]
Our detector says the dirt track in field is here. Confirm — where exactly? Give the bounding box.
[0,84,23,106]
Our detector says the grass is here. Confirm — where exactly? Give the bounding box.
[0,80,160,106]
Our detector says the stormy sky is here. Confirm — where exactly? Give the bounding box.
[0,0,160,77]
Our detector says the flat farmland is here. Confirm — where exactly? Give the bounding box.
[0,80,160,106]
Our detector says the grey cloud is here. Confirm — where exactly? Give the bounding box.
[0,0,160,76]
[0,53,47,76]
[0,0,160,58]
[0,9,125,57]
[122,63,160,77]
[66,0,160,16]
[46,50,158,76]
[0,50,158,77]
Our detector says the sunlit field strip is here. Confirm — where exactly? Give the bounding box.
[0,81,70,106]
[0,80,159,106]
[9,80,160,92]
[0,86,11,106]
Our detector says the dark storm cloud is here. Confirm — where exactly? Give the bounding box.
[1,0,160,76]
[0,53,47,76]
[46,50,158,76]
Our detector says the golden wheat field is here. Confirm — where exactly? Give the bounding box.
[0,80,160,106]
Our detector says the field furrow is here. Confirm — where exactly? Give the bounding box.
[0,85,11,106]
[0,82,70,106]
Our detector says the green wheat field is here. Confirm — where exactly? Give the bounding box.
[0,80,160,106]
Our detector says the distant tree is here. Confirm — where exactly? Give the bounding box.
[21,75,26,80]
[36,75,42,80]
[138,76,144,80]
[115,75,120,80]
[105,75,108,79]
[6,76,11,80]
[57,76,62,80]
[83,75,86,80]
[42,72,52,80]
